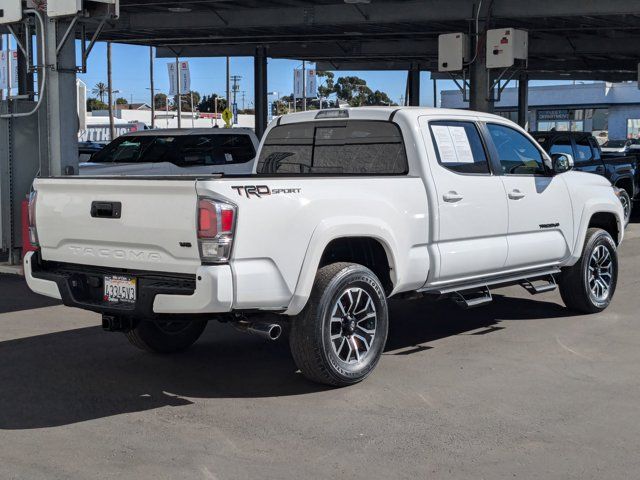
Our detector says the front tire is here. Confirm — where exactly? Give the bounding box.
[618,189,632,227]
[559,228,618,314]
[126,319,207,353]
[289,263,389,387]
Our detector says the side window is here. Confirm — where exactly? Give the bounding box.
[176,134,256,167]
[428,121,490,174]
[487,124,546,175]
[575,136,594,163]
[548,136,573,157]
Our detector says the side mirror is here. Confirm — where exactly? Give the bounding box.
[551,153,574,174]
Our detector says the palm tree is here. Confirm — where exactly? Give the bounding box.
[92,82,108,103]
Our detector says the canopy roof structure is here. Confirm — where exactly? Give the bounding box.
[80,0,640,81]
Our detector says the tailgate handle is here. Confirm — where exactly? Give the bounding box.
[91,201,122,219]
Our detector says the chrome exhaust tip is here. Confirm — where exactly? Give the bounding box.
[246,322,282,341]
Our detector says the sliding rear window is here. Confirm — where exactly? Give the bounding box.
[257,120,408,175]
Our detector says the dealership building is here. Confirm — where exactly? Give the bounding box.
[441,82,640,139]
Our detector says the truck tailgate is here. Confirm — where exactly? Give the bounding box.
[34,178,201,274]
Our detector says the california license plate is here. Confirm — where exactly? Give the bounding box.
[104,275,137,304]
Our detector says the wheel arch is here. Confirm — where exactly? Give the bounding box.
[284,219,401,316]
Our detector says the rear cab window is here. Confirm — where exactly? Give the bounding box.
[257,120,408,175]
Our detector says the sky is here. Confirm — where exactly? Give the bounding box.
[1,36,577,107]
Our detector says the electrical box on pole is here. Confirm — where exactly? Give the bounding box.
[0,0,22,24]
[486,28,528,69]
[47,0,83,17]
[438,33,469,72]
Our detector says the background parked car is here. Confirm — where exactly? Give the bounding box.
[600,139,640,156]
[80,128,259,176]
[78,141,105,163]
[534,131,637,224]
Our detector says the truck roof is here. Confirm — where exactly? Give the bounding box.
[276,106,510,125]
[122,127,256,137]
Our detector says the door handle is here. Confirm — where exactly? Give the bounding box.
[508,189,526,200]
[443,191,463,202]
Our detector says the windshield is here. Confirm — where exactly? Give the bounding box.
[602,140,628,148]
[90,134,255,165]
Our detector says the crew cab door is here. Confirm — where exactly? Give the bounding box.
[485,123,573,268]
[421,119,509,281]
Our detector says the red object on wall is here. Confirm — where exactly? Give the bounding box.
[21,197,38,259]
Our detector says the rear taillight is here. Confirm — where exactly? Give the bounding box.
[28,190,39,247]
[197,198,236,263]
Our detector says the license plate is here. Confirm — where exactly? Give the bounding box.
[104,275,137,304]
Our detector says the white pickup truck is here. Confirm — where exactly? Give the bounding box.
[25,107,624,386]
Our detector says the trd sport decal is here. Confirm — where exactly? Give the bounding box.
[231,185,302,198]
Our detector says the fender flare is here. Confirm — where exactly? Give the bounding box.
[568,199,624,265]
[284,216,400,315]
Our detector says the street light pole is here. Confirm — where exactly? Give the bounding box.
[107,42,115,141]
[150,46,155,128]
[302,60,307,111]
[176,56,182,128]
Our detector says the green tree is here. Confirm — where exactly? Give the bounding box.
[334,76,372,106]
[115,97,128,105]
[91,82,108,103]
[86,97,108,111]
[173,90,201,112]
[154,93,168,110]
[365,90,396,106]
[317,71,335,99]
[197,93,227,113]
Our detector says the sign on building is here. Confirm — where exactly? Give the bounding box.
[293,67,318,98]
[0,50,19,91]
[167,61,191,96]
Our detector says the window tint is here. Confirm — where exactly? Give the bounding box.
[575,136,594,163]
[487,124,546,175]
[257,121,407,175]
[429,121,490,174]
[90,134,255,165]
[91,136,155,164]
[548,136,573,157]
[175,134,255,166]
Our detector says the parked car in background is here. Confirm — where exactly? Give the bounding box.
[80,128,259,176]
[26,108,624,386]
[600,139,640,156]
[78,141,105,163]
[534,131,637,224]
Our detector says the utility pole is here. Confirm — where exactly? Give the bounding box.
[226,57,230,113]
[149,47,155,128]
[241,91,246,111]
[230,75,242,107]
[176,56,182,128]
[107,42,115,141]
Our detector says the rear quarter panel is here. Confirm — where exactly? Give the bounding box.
[197,177,430,313]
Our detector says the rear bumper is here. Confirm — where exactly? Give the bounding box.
[24,251,233,317]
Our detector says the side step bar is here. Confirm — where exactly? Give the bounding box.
[520,275,557,295]
[452,286,492,309]
[420,267,561,309]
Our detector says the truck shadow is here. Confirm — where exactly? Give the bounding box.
[0,274,61,314]
[0,292,570,430]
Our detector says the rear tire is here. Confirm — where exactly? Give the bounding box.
[559,228,618,314]
[126,319,207,353]
[289,262,389,387]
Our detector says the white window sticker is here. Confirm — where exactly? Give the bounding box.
[431,125,458,164]
[432,125,475,164]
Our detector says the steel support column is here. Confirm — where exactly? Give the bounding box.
[254,46,268,139]
[43,17,78,176]
[517,73,529,129]
[469,1,494,113]
[408,64,420,106]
